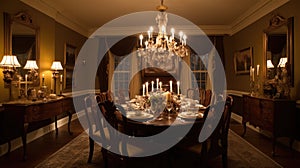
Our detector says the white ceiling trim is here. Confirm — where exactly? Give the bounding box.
[20,0,90,37]
[229,0,290,35]
[90,25,232,37]
[20,0,289,37]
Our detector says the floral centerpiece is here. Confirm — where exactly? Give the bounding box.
[149,91,166,115]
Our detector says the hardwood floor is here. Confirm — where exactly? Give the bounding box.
[0,119,299,168]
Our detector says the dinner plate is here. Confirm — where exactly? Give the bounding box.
[178,112,203,119]
[126,111,153,120]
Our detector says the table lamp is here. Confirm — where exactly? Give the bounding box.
[50,61,63,94]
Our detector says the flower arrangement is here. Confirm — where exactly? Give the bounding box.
[149,91,166,113]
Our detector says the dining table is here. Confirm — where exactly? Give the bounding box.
[115,94,208,143]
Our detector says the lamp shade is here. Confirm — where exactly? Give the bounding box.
[267,60,274,68]
[24,60,39,69]
[51,61,63,71]
[0,55,21,67]
[278,57,287,67]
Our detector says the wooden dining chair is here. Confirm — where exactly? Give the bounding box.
[186,88,199,100]
[199,88,206,105]
[175,96,233,168]
[203,89,212,107]
[84,95,102,163]
[84,94,119,168]
[201,96,233,168]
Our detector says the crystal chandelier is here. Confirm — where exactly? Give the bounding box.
[137,0,188,58]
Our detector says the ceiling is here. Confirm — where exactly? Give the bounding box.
[20,0,289,37]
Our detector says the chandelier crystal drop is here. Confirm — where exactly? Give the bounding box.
[137,0,188,58]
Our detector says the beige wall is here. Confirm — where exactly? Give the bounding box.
[224,0,300,99]
[0,0,87,102]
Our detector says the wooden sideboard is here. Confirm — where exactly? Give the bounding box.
[242,94,296,155]
[1,96,75,160]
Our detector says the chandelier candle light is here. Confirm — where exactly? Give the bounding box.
[137,0,188,58]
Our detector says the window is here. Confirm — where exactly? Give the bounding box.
[190,52,208,89]
[113,55,131,95]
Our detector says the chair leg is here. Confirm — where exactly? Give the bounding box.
[222,151,228,168]
[101,148,109,168]
[88,137,94,163]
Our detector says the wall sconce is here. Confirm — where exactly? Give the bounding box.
[0,55,21,100]
[50,61,63,94]
[0,55,21,84]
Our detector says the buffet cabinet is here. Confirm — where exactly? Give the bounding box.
[1,96,75,160]
[242,94,296,155]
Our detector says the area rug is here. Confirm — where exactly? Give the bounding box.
[35,130,282,168]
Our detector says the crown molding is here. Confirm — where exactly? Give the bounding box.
[20,0,90,37]
[21,0,289,37]
[90,25,232,37]
[229,0,290,35]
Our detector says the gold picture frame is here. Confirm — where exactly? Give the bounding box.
[64,43,77,90]
[234,47,253,74]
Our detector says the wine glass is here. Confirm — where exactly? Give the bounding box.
[166,101,173,120]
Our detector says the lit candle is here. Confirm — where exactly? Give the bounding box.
[149,26,153,38]
[147,30,151,39]
[139,34,143,47]
[151,81,154,92]
[257,65,260,76]
[156,78,159,90]
[183,34,187,46]
[250,66,252,81]
[159,82,162,91]
[60,75,63,94]
[179,31,183,43]
[177,81,180,95]
[25,74,28,96]
[18,77,21,97]
[171,28,175,40]
[51,74,54,91]
[142,84,145,96]
[252,68,255,81]
[170,80,173,93]
[145,82,149,96]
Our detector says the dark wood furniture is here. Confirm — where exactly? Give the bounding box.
[1,96,74,160]
[176,96,233,168]
[242,94,296,155]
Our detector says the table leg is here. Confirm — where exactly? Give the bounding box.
[289,137,294,156]
[242,121,247,137]
[68,111,73,135]
[5,141,11,156]
[55,116,58,136]
[272,137,277,156]
[22,123,29,161]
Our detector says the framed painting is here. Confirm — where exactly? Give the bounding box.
[64,43,77,90]
[234,47,253,74]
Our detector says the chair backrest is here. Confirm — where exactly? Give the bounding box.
[202,96,233,159]
[203,89,212,107]
[84,95,106,139]
[186,88,199,100]
[96,92,107,103]
[199,89,206,105]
